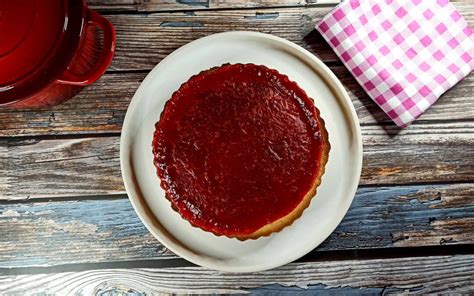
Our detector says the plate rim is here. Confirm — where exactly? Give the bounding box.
[120,31,363,272]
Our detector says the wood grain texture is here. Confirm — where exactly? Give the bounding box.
[1,122,472,199]
[0,137,122,198]
[360,123,474,185]
[95,3,473,71]
[0,1,472,288]
[1,255,473,294]
[0,184,471,267]
[87,0,469,12]
[105,7,338,71]
[0,69,472,137]
[87,0,340,13]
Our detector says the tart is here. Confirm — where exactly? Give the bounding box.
[152,63,329,240]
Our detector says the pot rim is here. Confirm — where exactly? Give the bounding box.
[0,0,88,107]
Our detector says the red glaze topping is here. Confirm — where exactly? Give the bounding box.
[153,64,326,237]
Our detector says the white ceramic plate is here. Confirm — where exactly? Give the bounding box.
[120,31,362,272]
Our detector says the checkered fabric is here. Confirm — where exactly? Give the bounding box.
[316,0,473,127]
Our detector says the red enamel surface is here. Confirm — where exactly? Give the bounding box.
[153,64,325,236]
[0,0,116,108]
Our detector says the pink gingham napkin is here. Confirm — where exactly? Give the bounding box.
[316,0,473,127]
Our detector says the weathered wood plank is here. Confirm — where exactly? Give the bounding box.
[0,198,173,268]
[0,73,137,137]
[88,0,306,12]
[1,122,472,198]
[1,255,473,294]
[0,137,123,199]
[87,0,469,13]
[106,7,338,70]
[92,3,473,71]
[87,0,339,13]
[360,123,474,185]
[0,69,471,137]
[0,184,472,267]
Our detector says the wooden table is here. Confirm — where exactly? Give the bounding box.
[1,1,473,294]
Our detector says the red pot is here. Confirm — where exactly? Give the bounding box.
[0,0,116,108]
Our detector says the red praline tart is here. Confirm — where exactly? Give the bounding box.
[152,63,329,240]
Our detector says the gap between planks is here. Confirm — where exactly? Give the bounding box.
[0,179,472,204]
[1,244,473,276]
[87,0,342,14]
[1,254,473,294]
[0,183,472,268]
[1,121,473,199]
[0,66,472,137]
[87,0,471,14]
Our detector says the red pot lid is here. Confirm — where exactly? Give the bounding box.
[0,0,84,104]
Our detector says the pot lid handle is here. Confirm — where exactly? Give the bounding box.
[57,10,116,86]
